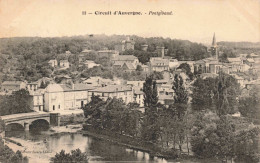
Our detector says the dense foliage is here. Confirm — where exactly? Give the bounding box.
[0,35,210,83]
[177,63,194,80]
[192,73,240,115]
[0,89,33,116]
[0,137,28,163]
[190,112,260,162]
[239,85,260,123]
[83,96,141,136]
[51,148,88,163]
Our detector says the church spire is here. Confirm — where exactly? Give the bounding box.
[212,32,217,47]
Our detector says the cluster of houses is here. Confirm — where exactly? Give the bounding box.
[1,35,259,114]
[0,75,181,113]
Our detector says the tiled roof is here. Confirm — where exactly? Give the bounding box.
[2,81,24,85]
[60,60,69,63]
[60,84,95,92]
[98,50,117,53]
[156,80,168,84]
[81,49,92,53]
[200,73,218,79]
[112,55,137,61]
[123,63,136,70]
[159,94,174,100]
[150,58,169,66]
[227,58,241,62]
[89,85,132,93]
[134,89,144,95]
[247,58,255,63]
[113,61,124,66]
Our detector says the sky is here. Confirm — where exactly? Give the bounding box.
[0,0,259,43]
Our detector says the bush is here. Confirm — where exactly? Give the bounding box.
[51,148,88,163]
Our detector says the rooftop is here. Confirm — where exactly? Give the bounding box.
[112,55,137,61]
[227,57,241,62]
[89,85,132,93]
[2,81,25,85]
[60,84,95,92]
[123,63,136,70]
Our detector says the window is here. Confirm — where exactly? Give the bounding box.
[58,105,60,109]
[53,105,55,111]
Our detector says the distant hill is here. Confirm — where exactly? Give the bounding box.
[218,41,260,50]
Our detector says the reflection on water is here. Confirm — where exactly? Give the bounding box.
[6,130,168,163]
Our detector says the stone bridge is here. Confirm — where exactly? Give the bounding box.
[1,112,60,131]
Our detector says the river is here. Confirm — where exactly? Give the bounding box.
[5,126,173,163]
[4,125,233,163]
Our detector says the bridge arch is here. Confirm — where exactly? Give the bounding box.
[5,123,24,132]
[29,119,50,131]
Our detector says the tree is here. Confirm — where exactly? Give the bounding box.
[213,72,240,116]
[0,89,33,116]
[143,75,158,108]
[141,75,161,142]
[171,74,188,152]
[192,74,240,116]
[51,149,88,163]
[191,77,216,111]
[190,112,260,162]
[177,63,194,80]
[238,85,260,122]
[0,137,28,163]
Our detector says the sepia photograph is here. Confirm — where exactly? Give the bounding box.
[0,0,260,162]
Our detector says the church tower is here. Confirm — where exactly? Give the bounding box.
[211,33,218,60]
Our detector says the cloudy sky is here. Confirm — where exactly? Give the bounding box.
[0,0,259,43]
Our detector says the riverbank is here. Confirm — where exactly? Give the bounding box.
[79,126,193,161]
[4,124,84,163]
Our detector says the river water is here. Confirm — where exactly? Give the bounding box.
[6,128,173,163]
[5,127,230,163]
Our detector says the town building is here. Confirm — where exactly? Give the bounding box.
[156,46,165,58]
[121,62,136,72]
[55,75,73,84]
[158,95,174,107]
[88,85,133,104]
[82,77,115,87]
[84,60,100,69]
[133,89,144,107]
[30,89,45,112]
[112,55,139,69]
[127,81,145,88]
[48,59,58,67]
[210,33,218,59]
[60,84,95,110]
[97,50,119,59]
[59,60,70,69]
[114,37,135,52]
[27,82,38,92]
[141,44,148,51]
[149,57,170,72]
[194,57,222,74]
[78,49,93,62]
[141,65,149,72]
[44,84,65,112]
[1,81,27,93]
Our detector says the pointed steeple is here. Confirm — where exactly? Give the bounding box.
[212,32,217,47]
